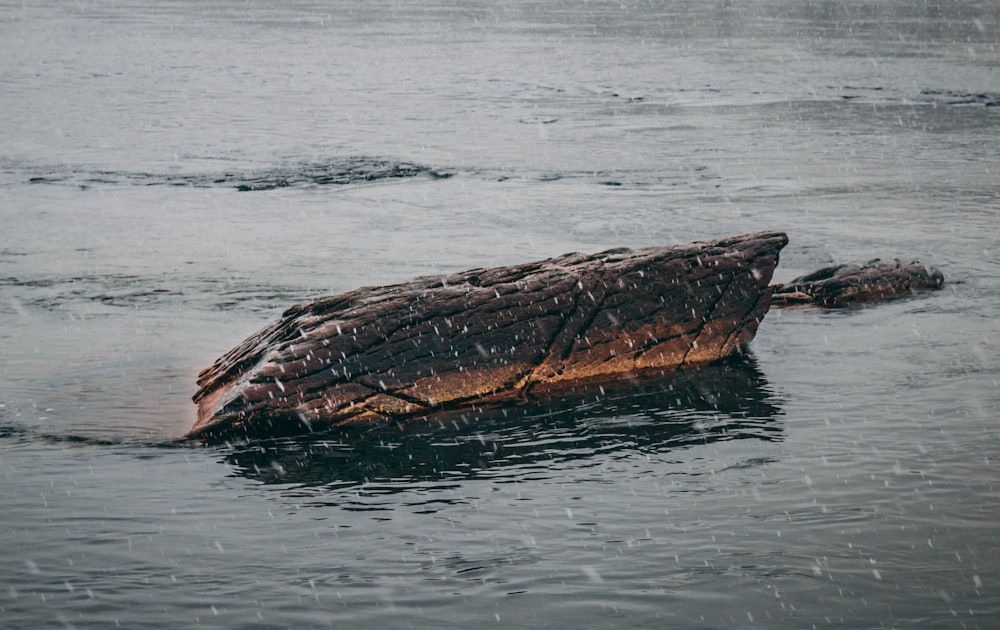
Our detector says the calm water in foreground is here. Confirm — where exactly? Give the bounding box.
[2,1,999,627]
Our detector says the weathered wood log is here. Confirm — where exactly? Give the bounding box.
[771,258,944,308]
[188,231,788,443]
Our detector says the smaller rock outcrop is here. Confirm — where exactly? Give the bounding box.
[771,258,944,307]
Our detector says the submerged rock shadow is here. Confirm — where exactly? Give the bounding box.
[222,357,784,493]
[23,156,452,191]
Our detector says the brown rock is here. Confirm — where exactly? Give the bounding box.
[771,258,944,308]
[188,231,788,443]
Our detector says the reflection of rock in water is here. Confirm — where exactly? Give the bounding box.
[223,357,783,490]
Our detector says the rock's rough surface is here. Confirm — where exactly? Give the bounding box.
[189,231,788,443]
[771,258,944,307]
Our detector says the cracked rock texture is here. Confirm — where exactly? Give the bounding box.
[188,231,787,443]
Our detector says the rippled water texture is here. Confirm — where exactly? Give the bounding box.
[2,1,999,627]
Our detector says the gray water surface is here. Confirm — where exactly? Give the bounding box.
[2,1,999,627]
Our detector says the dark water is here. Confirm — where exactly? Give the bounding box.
[2,1,999,627]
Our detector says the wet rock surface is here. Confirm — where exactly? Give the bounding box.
[771,258,944,307]
[189,231,788,443]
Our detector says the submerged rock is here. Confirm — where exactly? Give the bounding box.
[188,231,788,443]
[771,258,944,307]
